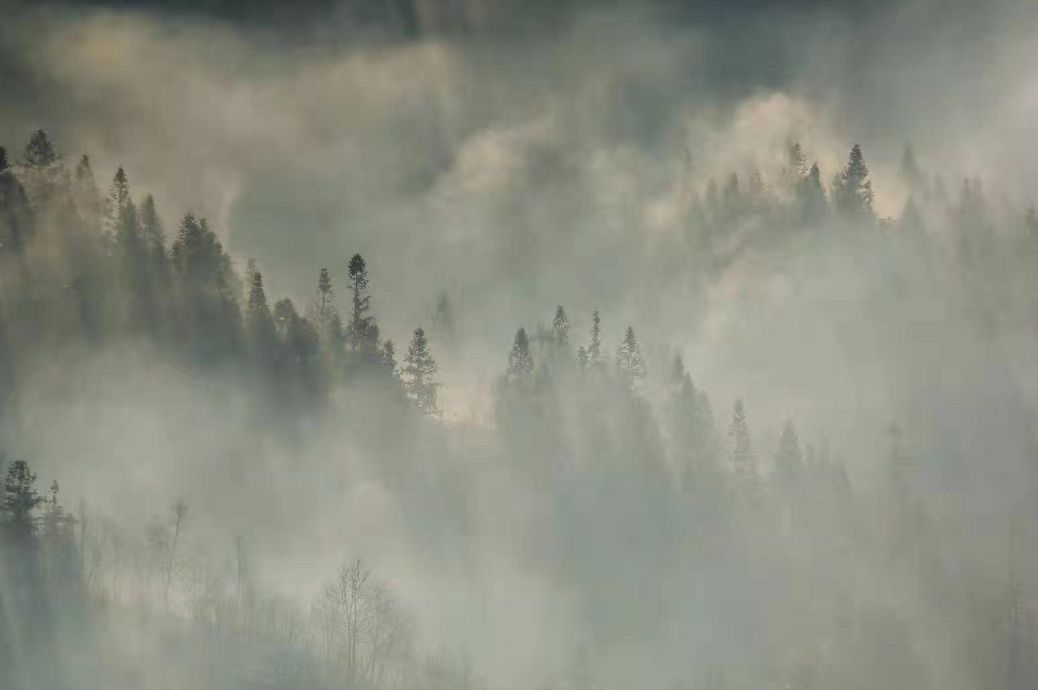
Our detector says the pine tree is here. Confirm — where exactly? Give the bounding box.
[797,163,827,223]
[380,339,398,378]
[19,130,62,204]
[899,144,923,192]
[432,292,454,343]
[403,327,438,414]
[345,254,379,356]
[615,326,645,381]
[788,141,807,178]
[552,306,570,346]
[247,271,277,363]
[0,147,32,254]
[139,194,166,256]
[317,267,333,324]
[833,144,874,219]
[586,310,604,367]
[41,480,76,543]
[728,400,756,490]
[666,355,717,487]
[21,130,57,168]
[1,460,43,543]
[508,327,534,382]
[108,167,143,256]
[773,421,803,490]
[576,345,588,370]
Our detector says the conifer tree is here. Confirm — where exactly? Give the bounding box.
[345,254,379,356]
[139,194,166,257]
[432,292,454,344]
[899,144,924,192]
[317,267,333,324]
[773,421,803,490]
[552,306,570,346]
[616,326,645,381]
[797,163,828,223]
[108,168,144,259]
[403,327,438,414]
[833,144,874,219]
[666,355,717,487]
[380,339,398,378]
[728,400,756,490]
[788,142,807,178]
[72,154,103,231]
[586,310,604,367]
[508,327,534,382]
[0,147,31,254]
[1,460,43,543]
[247,271,277,363]
[21,130,57,169]
[19,130,62,204]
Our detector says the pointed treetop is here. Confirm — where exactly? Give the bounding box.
[552,306,570,345]
[616,325,645,380]
[508,327,534,380]
[22,130,58,168]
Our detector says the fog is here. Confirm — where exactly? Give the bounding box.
[1,1,1038,689]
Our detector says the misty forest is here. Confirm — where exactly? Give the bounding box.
[2,1,1038,690]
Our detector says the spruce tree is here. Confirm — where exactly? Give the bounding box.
[247,271,277,363]
[552,306,570,346]
[797,163,827,223]
[586,310,604,367]
[773,421,803,490]
[899,144,924,192]
[616,326,645,381]
[345,254,378,356]
[21,130,57,168]
[508,327,534,382]
[403,327,438,414]
[833,144,874,219]
[432,292,454,343]
[1,460,43,543]
[317,267,333,324]
[728,400,756,490]
[108,168,143,256]
[139,194,166,257]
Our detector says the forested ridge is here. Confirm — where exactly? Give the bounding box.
[1,127,1037,690]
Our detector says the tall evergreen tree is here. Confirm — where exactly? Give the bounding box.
[899,144,924,193]
[139,194,166,256]
[345,254,379,356]
[797,162,828,223]
[773,421,803,490]
[403,327,438,414]
[247,271,277,363]
[317,267,333,324]
[552,306,570,346]
[0,147,32,254]
[616,326,645,381]
[728,400,756,490]
[1,460,43,543]
[107,168,144,260]
[508,327,534,382]
[666,355,717,488]
[586,310,604,367]
[71,154,102,232]
[833,144,874,219]
[432,292,455,344]
[21,130,57,169]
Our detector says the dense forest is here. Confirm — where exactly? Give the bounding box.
[1,119,1037,690]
